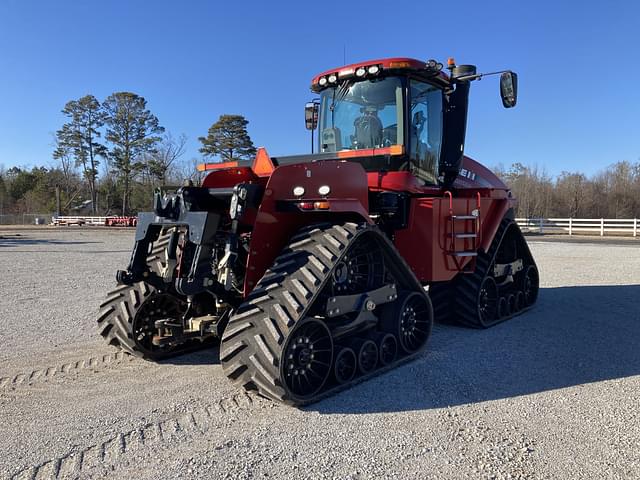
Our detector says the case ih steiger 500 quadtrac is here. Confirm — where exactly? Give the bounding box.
[98,57,539,405]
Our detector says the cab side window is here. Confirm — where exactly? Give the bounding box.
[409,81,443,184]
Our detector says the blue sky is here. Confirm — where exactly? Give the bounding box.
[0,0,638,177]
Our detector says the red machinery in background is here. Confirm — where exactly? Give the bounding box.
[104,216,138,227]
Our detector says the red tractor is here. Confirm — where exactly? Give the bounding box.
[97,57,539,405]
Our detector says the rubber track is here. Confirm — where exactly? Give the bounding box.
[453,218,537,328]
[428,282,454,325]
[0,351,136,390]
[9,391,266,480]
[219,222,432,406]
[95,228,207,359]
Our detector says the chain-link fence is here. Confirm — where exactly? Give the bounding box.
[0,213,53,225]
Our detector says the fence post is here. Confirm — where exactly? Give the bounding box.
[600,218,604,237]
[539,218,544,234]
[569,217,573,236]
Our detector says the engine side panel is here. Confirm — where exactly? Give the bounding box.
[394,196,511,283]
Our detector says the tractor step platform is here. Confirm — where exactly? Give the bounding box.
[451,251,478,257]
[450,233,477,239]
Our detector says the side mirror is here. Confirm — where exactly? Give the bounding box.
[500,71,518,108]
[305,102,319,130]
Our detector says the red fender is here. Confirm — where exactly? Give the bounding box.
[243,161,371,294]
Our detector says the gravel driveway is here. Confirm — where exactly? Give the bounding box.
[0,229,638,479]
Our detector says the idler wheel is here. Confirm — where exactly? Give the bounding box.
[333,347,357,384]
[281,318,333,400]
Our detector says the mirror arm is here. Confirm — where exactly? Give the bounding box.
[454,69,512,82]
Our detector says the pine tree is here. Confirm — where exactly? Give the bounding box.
[54,95,106,214]
[198,114,256,162]
[103,92,164,215]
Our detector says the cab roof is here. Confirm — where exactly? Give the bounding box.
[311,57,450,91]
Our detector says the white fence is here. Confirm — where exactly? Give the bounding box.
[517,218,639,237]
[2,213,639,237]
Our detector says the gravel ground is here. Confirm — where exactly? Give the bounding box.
[0,228,639,479]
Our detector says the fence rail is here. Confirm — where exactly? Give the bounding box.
[2,214,638,237]
[51,216,137,226]
[516,218,639,237]
[0,215,137,226]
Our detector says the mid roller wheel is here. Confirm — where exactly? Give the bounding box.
[382,291,432,354]
[521,265,539,306]
[506,293,516,316]
[352,339,378,375]
[333,347,357,384]
[375,333,398,366]
[477,276,498,326]
[515,290,525,312]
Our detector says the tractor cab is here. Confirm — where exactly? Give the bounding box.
[307,57,517,187]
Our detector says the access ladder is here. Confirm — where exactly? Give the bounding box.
[444,191,482,273]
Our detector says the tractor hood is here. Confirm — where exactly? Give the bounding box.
[200,146,405,186]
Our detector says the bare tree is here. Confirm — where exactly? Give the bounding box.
[144,133,188,186]
[556,172,587,217]
[176,157,206,186]
[52,135,76,198]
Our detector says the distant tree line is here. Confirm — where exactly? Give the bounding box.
[1,96,638,220]
[494,161,640,218]
[0,95,256,217]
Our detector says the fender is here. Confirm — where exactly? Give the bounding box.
[244,161,371,294]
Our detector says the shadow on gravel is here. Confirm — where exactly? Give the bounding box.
[310,284,640,414]
[159,344,221,366]
[0,236,101,246]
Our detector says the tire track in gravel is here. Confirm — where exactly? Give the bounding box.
[9,391,272,480]
[0,351,137,390]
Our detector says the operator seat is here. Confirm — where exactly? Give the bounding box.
[410,110,427,158]
[353,108,383,149]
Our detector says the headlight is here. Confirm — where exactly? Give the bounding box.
[328,74,338,83]
[318,77,328,86]
[293,186,305,197]
[367,65,380,75]
[355,67,366,77]
[318,185,331,196]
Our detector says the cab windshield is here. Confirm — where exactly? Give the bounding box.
[319,77,404,152]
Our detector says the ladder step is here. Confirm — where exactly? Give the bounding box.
[451,215,476,220]
[451,251,478,257]
[451,233,477,239]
